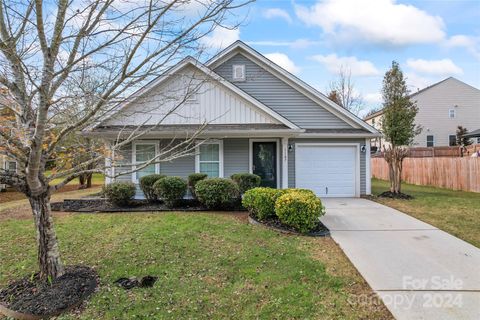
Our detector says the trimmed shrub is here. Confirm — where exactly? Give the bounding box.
[187,173,208,198]
[139,174,165,202]
[275,191,324,233]
[153,176,187,208]
[103,182,136,206]
[195,178,240,209]
[230,173,261,194]
[242,187,286,220]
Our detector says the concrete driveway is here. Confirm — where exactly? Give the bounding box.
[321,198,480,320]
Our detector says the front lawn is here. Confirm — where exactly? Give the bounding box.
[0,212,391,319]
[372,178,480,248]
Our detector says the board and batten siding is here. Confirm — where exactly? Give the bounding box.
[213,53,353,129]
[104,65,279,127]
[287,138,367,195]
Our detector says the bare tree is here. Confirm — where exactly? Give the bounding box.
[0,0,252,281]
[327,67,363,115]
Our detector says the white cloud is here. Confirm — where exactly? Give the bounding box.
[295,0,445,46]
[264,8,292,24]
[364,93,382,104]
[405,72,433,92]
[444,35,480,60]
[201,26,240,49]
[406,58,463,76]
[264,53,300,74]
[246,39,321,49]
[311,54,380,76]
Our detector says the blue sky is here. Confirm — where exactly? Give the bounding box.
[202,0,480,115]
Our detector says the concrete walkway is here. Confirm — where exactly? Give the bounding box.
[321,198,480,320]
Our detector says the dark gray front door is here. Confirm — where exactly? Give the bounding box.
[252,141,277,188]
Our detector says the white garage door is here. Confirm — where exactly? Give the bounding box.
[295,144,358,197]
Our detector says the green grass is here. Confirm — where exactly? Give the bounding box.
[46,172,104,186]
[372,178,480,248]
[0,212,391,319]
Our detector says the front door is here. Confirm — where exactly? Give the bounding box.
[252,141,277,188]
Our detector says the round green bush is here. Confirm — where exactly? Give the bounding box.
[242,187,286,220]
[139,174,165,202]
[187,173,208,198]
[103,182,136,206]
[230,173,261,194]
[195,178,240,209]
[275,191,324,233]
[153,176,187,208]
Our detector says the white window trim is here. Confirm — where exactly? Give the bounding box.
[448,134,457,146]
[131,140,160,183]
[232,64,245,81]
[448,109,456,118]
[249,139,281,189]
[426,135,435,147]
[5,160,17,173]
[195,140,224,178]
[294,143,361,197]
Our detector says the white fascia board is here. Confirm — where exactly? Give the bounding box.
[207,41,380,135]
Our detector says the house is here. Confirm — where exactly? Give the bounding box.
[364,77,480,149]
[0,155,17,191]
[84,41,380,198]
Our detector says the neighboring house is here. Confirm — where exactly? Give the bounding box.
[364,77,480,149]
[84,41,380,198]
[0,155,17,191]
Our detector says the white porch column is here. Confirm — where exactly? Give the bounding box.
[104,140,113,185]
[281,137,289,189]
[365,138,371,195]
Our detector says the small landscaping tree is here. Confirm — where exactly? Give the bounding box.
[381,61,421,195]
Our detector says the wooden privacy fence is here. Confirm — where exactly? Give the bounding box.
[371,157,480,192]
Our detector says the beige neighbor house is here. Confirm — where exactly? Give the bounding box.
[364,77,480,150]
[0,155,17,191]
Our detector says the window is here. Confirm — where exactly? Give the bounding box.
[426,135,434,147]
[133,142,158,181]
[449,109,456,118]
[196,141,223,177]
[449,135,457,146]
[477,137,480,144]
[232,64,245,81]
[6,161,17,173]
[371,118,375,126]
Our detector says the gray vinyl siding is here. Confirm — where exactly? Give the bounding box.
[115,144,133,183]
[214,53,353,129]
[287,138,366,195]
[223,138,249,177]
[159,140,195,178]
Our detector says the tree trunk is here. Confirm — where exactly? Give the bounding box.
[29,193,65,280]
[86,173,92,188]
[384,145,407,194]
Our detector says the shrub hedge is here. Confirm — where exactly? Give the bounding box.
[153,176,187,208]
[242,187,286,220]
[230,173,261,194]
[139,174,165,202]
[195,178,240,209]
[275,190,323,233]
[103,182,136,206]
[187,173,208,198]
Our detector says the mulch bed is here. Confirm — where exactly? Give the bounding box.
[51,198,246,213]
[0,266,98,319]
[248,215,330,237]
[377,191,414,200]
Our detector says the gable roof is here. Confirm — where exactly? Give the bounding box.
[207,41,379,135]
[89,56,300,131]
[363,77,480,121]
